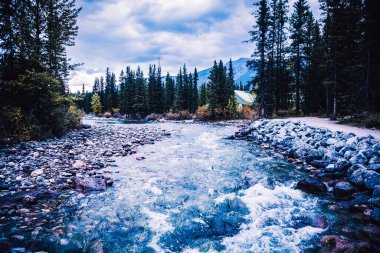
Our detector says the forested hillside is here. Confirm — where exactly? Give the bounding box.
[0,0,82,142]
[249,0,380,121]
[76,60,242,120]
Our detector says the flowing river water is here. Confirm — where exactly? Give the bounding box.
[31,121,344,252]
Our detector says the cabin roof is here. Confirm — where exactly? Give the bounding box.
[234,90,255,105]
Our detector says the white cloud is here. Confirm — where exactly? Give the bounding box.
[68,0,321,92]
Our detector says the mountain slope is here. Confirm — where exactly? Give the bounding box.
[197,58,255,87]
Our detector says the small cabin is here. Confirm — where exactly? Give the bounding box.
[234,90,255,109]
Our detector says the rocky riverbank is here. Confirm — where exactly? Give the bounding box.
[235,119,380,251]
[0,123,170,251]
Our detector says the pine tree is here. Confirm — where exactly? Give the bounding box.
[248,0,270,116]
[119,69,127,114]
[133,66,146,116]
[226,59,235,104]
[175,68,185,110]
[191,68,199,113]
[199,83,208,107]
[290,0,309,113]
[164,73,175,111]
[307,20,324,114]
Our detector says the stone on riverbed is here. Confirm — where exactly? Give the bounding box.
[73,160,86,169]
[30,168,44,177]
[348,168,380,190]
[333,181,355,198]
[321,235,373,253]
[296,178,327,194]
[74,176,107,192]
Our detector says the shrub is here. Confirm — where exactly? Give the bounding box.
[241,106,258,121]
[365,114,380,128]
[213,107,225,120]
[195,105,212,121]
[146,113,162,121]
[165,109,179,120]
[103,112,112,118]
[179,110,191,120]
[0,71,83,143]
[339,113,380,129]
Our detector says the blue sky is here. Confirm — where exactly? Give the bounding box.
[68,0,320,92]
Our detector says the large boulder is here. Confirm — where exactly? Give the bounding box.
[368,164,380,172]
[364,171,380,190]
[305,150,324,163]
[321,235,373,253]
[350,153,368,165]
[74,176,107,192]
[296,178,327,194]
[333,181,355,198]
[372,208,380,224]
[348,168,380,189]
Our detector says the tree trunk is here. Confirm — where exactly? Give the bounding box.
[326,85,329,117]
[365,50,370,112]
[332,62,337,120]
[296,45,300,114]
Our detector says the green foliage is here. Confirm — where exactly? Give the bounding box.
[198,83,208,107]
[0,72,82,142]
[91,93,102,115]
[339,114,380,129]
[226,96,239,119]
[0,0,81,142]
[247,0,380,118]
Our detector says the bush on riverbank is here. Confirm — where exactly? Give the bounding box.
[339,113,380,129]
[0,72,83,144]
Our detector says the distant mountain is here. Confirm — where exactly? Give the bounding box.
[197,58,255,87]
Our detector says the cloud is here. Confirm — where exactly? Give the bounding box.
[68,0,321,92]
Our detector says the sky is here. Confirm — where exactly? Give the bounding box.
[67,0,320,92]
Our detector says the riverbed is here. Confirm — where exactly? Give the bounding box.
[2,121,347,252]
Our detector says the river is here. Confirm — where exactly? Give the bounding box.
[30,121,336,253]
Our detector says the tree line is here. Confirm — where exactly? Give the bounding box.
[76,59,239,119]
[0,0,81,142]
[250,0,380,119]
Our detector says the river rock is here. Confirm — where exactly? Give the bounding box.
[372,208,380,224]
[363,224,380,243]
[74,176,107,192]
[333,181,355,198]
[73,160,86,169]
[363,171,380,190]
[373,186,380,197]
[35,176,46,186]
[30,168,44,177]
[0,184,16,191]
[88,239,104,253]
[368,164,380,172]
[296,178,327,194]
[305,150,324,163]
[349,153,368,165]
[321,235,373,253]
